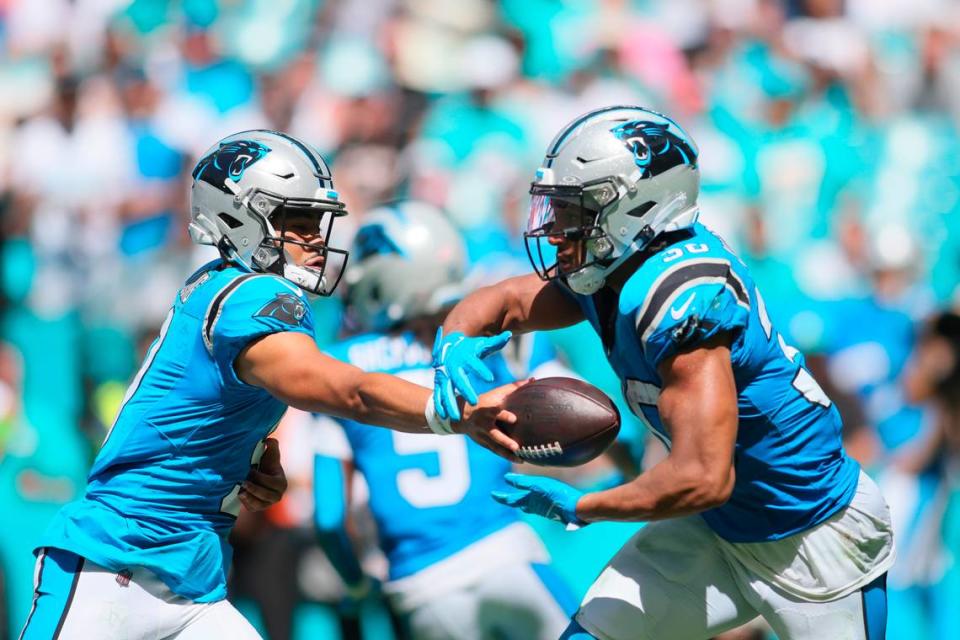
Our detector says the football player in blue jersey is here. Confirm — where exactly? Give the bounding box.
[313,201,576,640]
[431,107,896,640]
[19,131,522,640]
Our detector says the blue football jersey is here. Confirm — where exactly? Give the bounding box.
[38,259,315,602]
[323,332,522,580]
[563,222,860,542]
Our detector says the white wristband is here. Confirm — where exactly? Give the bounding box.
[425,396,455,435]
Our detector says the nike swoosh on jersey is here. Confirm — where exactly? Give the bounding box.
[670,292,696,320]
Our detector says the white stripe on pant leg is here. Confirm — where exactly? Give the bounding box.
[17,550,47,640]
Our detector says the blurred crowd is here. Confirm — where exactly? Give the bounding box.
[2,0,960,638]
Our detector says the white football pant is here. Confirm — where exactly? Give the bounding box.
[19,548,261,640]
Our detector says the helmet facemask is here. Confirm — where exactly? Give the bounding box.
[240,188,350,296]
[524,181,619,295]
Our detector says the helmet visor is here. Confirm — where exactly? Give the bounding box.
[524,185,604,283]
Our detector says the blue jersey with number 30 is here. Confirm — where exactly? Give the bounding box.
[564,222,860,542]
[38,260,315,602]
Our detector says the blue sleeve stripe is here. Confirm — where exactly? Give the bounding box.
[635,259,749,341]
[201,273,265,354]
[640,277,748,345]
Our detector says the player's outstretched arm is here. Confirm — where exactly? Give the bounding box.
[443,272,584,338]
[434,273,585,420]
[574,333,738,523]
[236,332,522,459]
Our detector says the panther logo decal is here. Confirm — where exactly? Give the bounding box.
[610,120,696,178]
[352,224,403,262]
[192,140,271,193]
[255,293,307,325]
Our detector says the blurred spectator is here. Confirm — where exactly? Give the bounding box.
[2,0,960,638]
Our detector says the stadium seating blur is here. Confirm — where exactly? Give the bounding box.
[2,1,960,638]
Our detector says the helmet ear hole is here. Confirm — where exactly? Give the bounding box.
[625,201,656,218]
[218,213,245,229]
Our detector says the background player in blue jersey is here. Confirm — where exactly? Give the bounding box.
[314,201,576,640]
[19,131,523,640]
[432,107,895,640]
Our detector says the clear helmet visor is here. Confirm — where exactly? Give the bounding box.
[523,185,604,283]
[526,192,558,233]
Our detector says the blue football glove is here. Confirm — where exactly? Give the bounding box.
[491,473,586,527]
[432,328,512,421]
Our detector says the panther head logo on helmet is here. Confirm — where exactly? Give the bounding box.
[191,140,271,194]
[610,120,697,178]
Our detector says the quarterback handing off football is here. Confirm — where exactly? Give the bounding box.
[500,378,620,467]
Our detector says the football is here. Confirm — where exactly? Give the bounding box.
[499,377,621,467]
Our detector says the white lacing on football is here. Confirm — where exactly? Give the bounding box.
[517,441,564,460]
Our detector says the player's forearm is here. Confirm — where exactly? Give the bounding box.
[575,336,739,523]
[262,345,435,432]
[443,283,517,337]
[310,371,434,434]
[349,372,438,433]
[443,274,582,337]
[575,457,735,523]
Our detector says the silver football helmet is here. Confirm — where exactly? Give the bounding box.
[188,130,349,295]
[343,201,467,332]
[525,106,700,295]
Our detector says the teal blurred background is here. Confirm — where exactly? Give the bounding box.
[2,1,960,638]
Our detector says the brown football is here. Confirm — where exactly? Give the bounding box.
[499,377,620,467]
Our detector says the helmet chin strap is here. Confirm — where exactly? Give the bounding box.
[282,263,324,294]
[252,240,326,295]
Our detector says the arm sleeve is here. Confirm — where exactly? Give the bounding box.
[635,262,750,370]
[205,275,316,387]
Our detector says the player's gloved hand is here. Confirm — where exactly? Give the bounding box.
[239,438,287,511]
[432,328,512,421]
[455,381,526,462]
[491,473,586,527]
